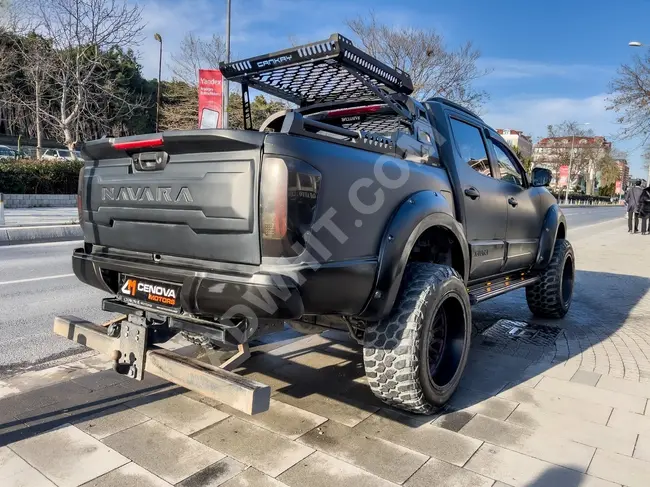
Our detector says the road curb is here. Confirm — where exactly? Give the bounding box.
[0,224,83,245]
[559,205,622,209]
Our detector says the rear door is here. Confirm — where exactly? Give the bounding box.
[487,137,541,272]
[80,130,266,265]
[448,116,508,280]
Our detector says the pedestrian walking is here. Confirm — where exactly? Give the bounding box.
[640,185,650,234]
[625,180,644,233]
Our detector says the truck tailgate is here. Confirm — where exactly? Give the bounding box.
[80,130,265,265]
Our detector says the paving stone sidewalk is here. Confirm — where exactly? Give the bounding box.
[1,220,650,487]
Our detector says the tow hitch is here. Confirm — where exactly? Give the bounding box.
[53,314,270,414]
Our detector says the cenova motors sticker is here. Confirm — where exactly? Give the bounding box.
[120,276,181,309]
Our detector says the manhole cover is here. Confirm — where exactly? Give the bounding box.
[480,320,561,348]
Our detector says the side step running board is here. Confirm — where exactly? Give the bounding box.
[53,315,270,415]
[469,276,540,305]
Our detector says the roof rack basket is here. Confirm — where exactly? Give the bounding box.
[219,34,415,130]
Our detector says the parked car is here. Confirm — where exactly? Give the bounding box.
[42,148,78,161]
[0,145,17,161]
[57,34,574,416]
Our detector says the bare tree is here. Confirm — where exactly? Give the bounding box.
[12,34,54,157]
[20,0,147,149]
[546,121,595,138]
[346,12,489,109]
[0,0,54,156]
[170,32,226,86]
[609,51,650,145]
[0,0,10,26]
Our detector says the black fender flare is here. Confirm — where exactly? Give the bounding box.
[358,190,469,320]
[534,204,567,270]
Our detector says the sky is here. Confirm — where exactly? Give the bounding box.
[134,0,650,176]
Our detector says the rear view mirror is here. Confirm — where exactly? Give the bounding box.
[531,167,552,187]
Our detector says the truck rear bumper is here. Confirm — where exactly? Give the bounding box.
[72,247,377,320]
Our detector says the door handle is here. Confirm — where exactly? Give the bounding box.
[508,197,518,207]
[464,187,480,200]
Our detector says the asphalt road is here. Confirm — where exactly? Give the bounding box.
[0,241,115,377]
[0,205,626,378]
[561,205,625,230]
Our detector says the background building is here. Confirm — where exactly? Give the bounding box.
[533,136,611,194]
[496,129,533,159]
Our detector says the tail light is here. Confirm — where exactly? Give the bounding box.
[111,136,164,151]
[325,104,383,117]
[260,156,321,258]
[77,165,85,224]
[261,157,288,240]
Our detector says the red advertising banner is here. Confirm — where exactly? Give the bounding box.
[198,69,223,129]
[615,180,623,195]
[558,165,569,187]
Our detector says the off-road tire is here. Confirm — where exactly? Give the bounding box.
[363,263,472,414]
[526,239,575,319]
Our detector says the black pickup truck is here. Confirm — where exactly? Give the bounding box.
[60,34,574,415]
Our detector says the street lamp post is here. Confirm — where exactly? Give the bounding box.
[564,122,590,205]
[565,134,577,205]
[223,0,231,129]
[629,41,650,186]
[154,33,163,133]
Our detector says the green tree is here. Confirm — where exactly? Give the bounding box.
[95,46,156,136]
[511,145,532,173]
[159,80,198,131]
[598,154,621,188]
[227,92,287,130]
[598,183,615,197]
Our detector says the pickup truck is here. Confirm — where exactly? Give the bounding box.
[56,34,574,415]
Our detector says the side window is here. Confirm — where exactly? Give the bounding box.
[492,142,524,187]
[449,118,492,177]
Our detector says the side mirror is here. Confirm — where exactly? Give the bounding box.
[531,167,552,187]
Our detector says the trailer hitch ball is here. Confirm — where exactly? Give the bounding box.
[111,349,131,375]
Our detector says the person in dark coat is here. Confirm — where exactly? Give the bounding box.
[625,180,644,233]
[639,185,650,234]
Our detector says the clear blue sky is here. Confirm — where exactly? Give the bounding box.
[138,0,650,175]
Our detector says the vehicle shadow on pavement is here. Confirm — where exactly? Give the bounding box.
[234,267,650,424]
[526,465,588,487]
[0,375,180,447]
[0,269,647,453]
[453,268,650,409]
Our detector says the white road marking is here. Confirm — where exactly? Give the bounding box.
[0,274,75,285]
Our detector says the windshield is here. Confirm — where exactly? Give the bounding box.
[58,150,71,157]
